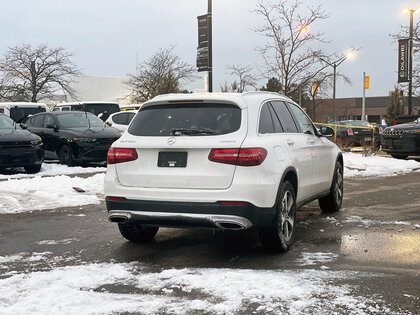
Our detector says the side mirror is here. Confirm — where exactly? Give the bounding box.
[20,123,27,129]
[106,121,112,127]
[319,126,335,137]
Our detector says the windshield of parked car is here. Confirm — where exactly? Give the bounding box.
[0,115,16,129]
[56,113,104,128]
[340,120,371,127]
[10,107,47,123]
[85,103,120,121]
[128,103,241,136]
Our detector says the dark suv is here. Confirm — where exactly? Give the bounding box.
[25,111,120,165]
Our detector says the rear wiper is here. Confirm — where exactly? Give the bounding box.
[171,128,215,136]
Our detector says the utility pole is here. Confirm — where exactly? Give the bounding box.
[207,0,213,92]
[333,63,336,120]
[362,72,366,121]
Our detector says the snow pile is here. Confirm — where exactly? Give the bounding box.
[343,152,420,177]
[0,163,105,180]
[0,263,393,314]
[296,252,339,266]
[0,173,104,214]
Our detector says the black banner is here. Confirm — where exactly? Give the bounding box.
[398,39,409,83]
[197,14,210,72]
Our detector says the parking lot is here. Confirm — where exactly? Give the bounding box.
[0,155,419,314]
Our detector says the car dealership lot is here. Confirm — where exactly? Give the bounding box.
[0,156,419,314]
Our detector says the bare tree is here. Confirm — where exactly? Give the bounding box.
[221,64,257,93]
[254,0,334,98]
[0,44,79,102]
[127,47,196,102]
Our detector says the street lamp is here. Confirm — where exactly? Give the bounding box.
[320,50,354,120]
[402,8,420,115]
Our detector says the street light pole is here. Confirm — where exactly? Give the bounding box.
[409,9,414,115]
[208,0,213,93]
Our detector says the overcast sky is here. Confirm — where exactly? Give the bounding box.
[0,0,417,98]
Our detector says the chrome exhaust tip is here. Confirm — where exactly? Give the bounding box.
[109,215,129,223]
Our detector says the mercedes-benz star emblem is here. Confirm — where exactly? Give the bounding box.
[167,137,176,145]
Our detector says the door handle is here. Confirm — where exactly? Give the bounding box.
[286,139,295,146]
[308,139,315,144]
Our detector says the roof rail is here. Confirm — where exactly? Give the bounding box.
[241,91,286,97]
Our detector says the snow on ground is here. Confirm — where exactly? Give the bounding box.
[0,163,105,180]
[36,238,78,245]
[0,262,393,315]
[0,173,104,214]
[296,252,339,266]
[343,152,420,177]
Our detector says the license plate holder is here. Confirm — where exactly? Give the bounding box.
[158,152,187,167]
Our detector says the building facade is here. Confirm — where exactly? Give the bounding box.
[314,96,420,124]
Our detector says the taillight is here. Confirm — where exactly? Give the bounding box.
[393,120,397,126]
[208,148,267,166]
[106,196,125,201]
[107,147,138,164]
[347,128,354,136]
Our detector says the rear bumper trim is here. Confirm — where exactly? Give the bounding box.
[109,210,253,230]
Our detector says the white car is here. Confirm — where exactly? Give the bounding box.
[105,110,138,134]
[105,92,343,252]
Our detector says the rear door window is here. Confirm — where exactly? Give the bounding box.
[270,101,298,133]
[128,103,241,136]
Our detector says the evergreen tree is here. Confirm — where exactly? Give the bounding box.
[385,89,405,126]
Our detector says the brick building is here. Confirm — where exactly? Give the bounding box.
[314,96,420,124]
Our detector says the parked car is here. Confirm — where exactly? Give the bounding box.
[0,114,44,173]
[105,92,343,252]
[25,111,120,165]
[53,102,120,121]
[394,114,420,125]
[105,110,138,134]
[381,118,420,159]
[0,102,49,123]
[331,120,382,147]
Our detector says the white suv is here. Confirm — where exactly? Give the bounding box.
[105,92,343,252]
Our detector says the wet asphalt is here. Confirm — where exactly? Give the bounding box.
[0,172,419,313]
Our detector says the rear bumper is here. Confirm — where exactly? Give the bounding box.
[106,199,276,230]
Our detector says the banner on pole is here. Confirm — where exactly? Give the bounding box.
[398,39,409,83]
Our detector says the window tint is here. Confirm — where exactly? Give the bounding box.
[286,103,315,135]
[33,114,45,128]
[10,107,47,123]
[258,103,275,134]
[270,101,298,133]
[62,107,70,111]
[52,108,60,111]
[56,113,104,128]
[129,103,241,136]
[43,115,55,127]
[0,108,4,114]
[112,113,130,125]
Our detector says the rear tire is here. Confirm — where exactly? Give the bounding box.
[118,222,159,242]
[259,181,297,252]
[24,164,42,174]
[391,154,408,160]
[318,162,343,213]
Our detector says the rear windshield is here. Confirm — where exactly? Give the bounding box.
[340,120,371,127]
[128,103,241,136]
[10,107,46,123]
[85,104,120,121]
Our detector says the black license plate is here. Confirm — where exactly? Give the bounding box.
[158,152,187,167]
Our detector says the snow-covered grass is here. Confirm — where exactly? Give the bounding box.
[0,173,104,214]
[343,152,420,177]
[0,163,105,180]
[0,262,393,314]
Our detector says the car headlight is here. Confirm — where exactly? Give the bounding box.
[73,137,97,143]
[30,140,43,146]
